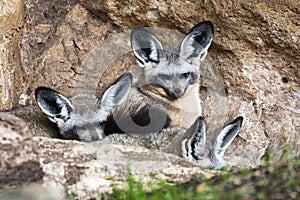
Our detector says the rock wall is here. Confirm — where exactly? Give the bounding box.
[0,112,44,189]
[20,0,116,102]
[0,112,207,199]
[0,0,24,110]
[0,0,299,197]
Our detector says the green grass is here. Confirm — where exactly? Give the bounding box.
[104,146,300,200]
[109,171,245,200]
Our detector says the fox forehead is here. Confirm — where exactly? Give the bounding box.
[152,51,198,74]
[67,94,107,125]
[69,110,106,125]
[58,109,107,139]
[70,94,100,110]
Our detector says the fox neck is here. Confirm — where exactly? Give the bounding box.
[139,82,201,128]
[143,85,179,101]
[178,83,201,128]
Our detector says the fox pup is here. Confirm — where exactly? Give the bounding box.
[101,116,243,169]
[110,21,214,134]
[35,72,243,169]
[35,73,132,142]
[35,74,243,169]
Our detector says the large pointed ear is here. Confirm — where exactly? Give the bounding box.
[214,116,243,158]
[35,87,73,123]
[187,116,206,159]
[180,21,214,66]
[131,28,163,68]
[100,73,132,113]
[167,117,206,158]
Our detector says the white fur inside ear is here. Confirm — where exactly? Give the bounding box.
[149,39,161,62]
[214,123,238,157]
[55,94,73,120]
[182,138,197,162]
[57,93,72,106]
[100,86,116,112]
[191,126,206,156]
[37,101,55,118]
[37,92,72,120]
[180,34,213,64]
[60,103,70,118]
[101,86,114,104]
[100,74,131,113]
[181,139,189,159]
[198,39,212,61]
[180,34,196,60]
[131,29,163,67]
[133,48,147,66]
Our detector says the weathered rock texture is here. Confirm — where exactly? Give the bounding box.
[0,0,24,110]
[0,112,44,189]
[2,0,118,110]
[0,0,300,198]
[0,113,208,199]
[20,0,117,101]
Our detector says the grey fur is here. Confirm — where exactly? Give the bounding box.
[100,116,243,169]
[35,73,132,142]
[115,21,214,131]
[131,22,214,99]
[182,116,243,169]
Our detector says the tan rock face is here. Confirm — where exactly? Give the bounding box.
[34,138,207,199]
[0,0,299,190]
[0,115,208,198]
[0,0,24,110]
[19,0,115,105]
[0,0,299,196]
[0,112,44,189]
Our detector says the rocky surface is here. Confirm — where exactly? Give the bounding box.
[0,113,208,198]
[19,0,117,104]
[0,0,24,110]
[36,138,209,199]
[0,112,44,189]
[0,0,299,198]
[6,0,119,137]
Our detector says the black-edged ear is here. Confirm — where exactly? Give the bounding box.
[100,73,132,113]
[35,87,73,123]
[180,21,214,66]
[131,28,163,68]
[188,116,206,158]
[214,116,243,158]
[167,116,206,158]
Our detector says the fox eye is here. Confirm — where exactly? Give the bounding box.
[180,72,190,79]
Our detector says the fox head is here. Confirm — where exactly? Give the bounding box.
[35,73,132,142]
[131,21,214,99]
[168,116,243,169]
